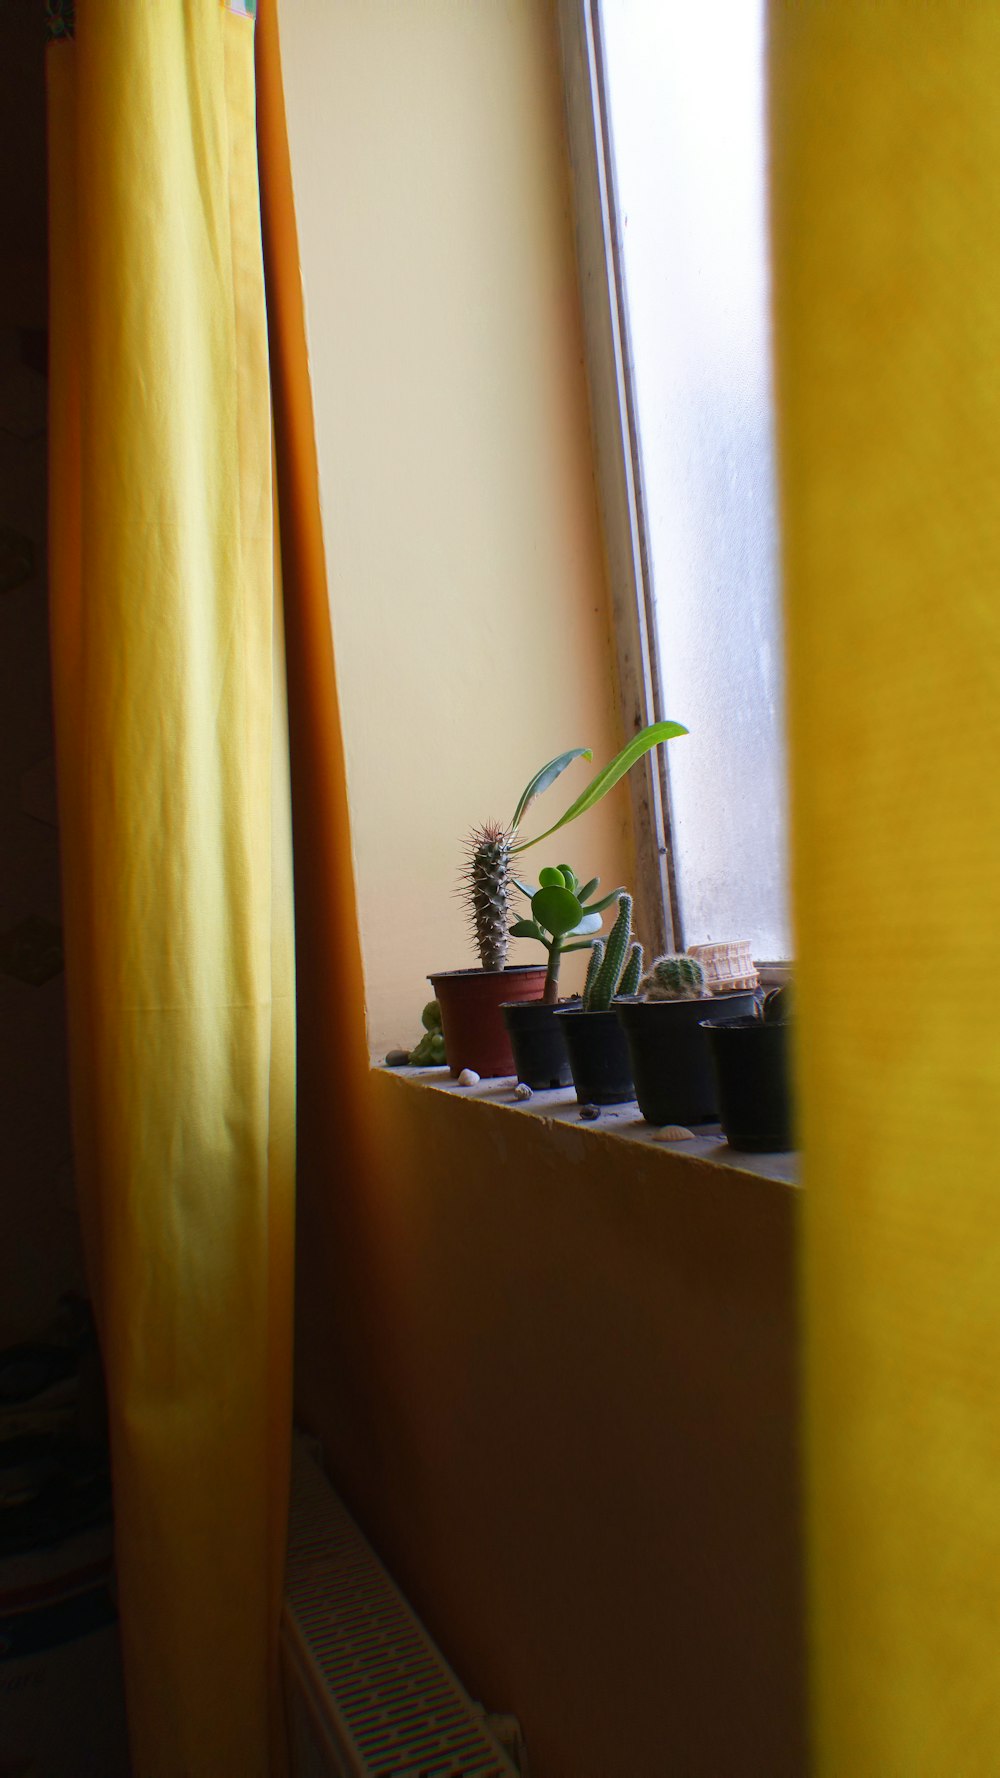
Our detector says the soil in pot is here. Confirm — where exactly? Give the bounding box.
[555,1006,635,1105]
[501,998,579,1090]
[428,966,547,1079]
[615,991,758,1126]
[701,1015,794,1152]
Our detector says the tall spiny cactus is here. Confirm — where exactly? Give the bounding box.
[583,894,637,1011]
[462,822,514,971]
[639,953,710,1002]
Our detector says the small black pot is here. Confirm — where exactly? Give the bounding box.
[615,992,758,1126]
[701,1015,794,1152]
[555,1007,635,1105]
[501,998,578,1089]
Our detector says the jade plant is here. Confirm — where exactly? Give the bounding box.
[460,721,687,971]
[579,894,644,1011]
[509,864,624,1004]
[638,953,712,1002]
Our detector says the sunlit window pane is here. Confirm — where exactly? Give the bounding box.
[601,0,790,959]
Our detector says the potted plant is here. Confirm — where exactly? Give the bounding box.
[429,721,686,1078]
[501,864,621,1088]
[615,953,758,1126]
[555,893,644,1103]
[701,984,794,1152]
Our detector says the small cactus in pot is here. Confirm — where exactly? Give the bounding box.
[555,893,644,1105]
[581,894,643,1011]
[638,953,712,1002]
[617,949,760,1126]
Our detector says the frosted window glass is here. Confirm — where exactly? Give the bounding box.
[601,0,790,959]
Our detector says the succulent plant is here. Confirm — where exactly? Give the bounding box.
[762,983,793,1024]
[461,822,515,972]
[638,953,711,1002]
[408,999,447,1065]
[509,863,624,1003]
[459,721,687,972]
[581,894,643,1012]
[619,941,644,997]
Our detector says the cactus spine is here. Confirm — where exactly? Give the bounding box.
[462,822,513,971]
[583,894,633,1011]
[639,953,710,1001]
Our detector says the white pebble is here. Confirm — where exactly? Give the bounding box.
[513,1082,533,1100]
[457,1068,480,1087]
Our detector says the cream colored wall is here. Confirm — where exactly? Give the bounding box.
[279,0,631,1054]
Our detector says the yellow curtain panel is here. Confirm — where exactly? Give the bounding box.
[47,4,295,1773]
[770,6,1000,1773]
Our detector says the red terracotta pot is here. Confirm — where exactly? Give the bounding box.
[428,966,547,1079]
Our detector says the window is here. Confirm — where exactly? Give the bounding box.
[559,0,790,964]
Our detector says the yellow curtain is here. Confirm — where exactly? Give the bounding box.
[48,5,295,1774]
[770,7,1000,1773]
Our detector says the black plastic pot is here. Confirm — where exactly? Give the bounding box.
[615,992,758,1126]
[701,1015,794,1152]
[501,998,578,1089]
[555,1006,635,1105]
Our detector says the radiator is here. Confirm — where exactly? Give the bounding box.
[282,1438,524,1778]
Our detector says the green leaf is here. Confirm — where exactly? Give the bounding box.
[510,748,592,833]
[576,876,600,903]
[538,866,567,888]
[562,939,600,953]
[558,864,579,893]
[513,879,537,900]
[531,885,585,938]
[512,722,688,853]
[567,910,603,936]
[510,918,545,942]
[587,886,626,913]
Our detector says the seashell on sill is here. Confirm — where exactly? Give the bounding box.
[651,1124,695,1141]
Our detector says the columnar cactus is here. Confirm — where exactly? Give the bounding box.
[582,894,639,1011]
[639,953,711,1002]
[462,821,514,971]
[619,942,644,998]
[582,939,605,1006]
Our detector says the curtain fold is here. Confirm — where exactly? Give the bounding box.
[770,6,1000,1773]
[48,4,295,1772]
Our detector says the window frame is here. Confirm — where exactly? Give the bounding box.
[556,0,682,961]
[557,0,791,976]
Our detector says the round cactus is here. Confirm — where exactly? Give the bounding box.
[639,953,710,1002]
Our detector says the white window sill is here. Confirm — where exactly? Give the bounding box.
[376,1063,799,1189]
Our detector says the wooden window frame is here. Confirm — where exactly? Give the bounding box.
[556,0,682,962]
